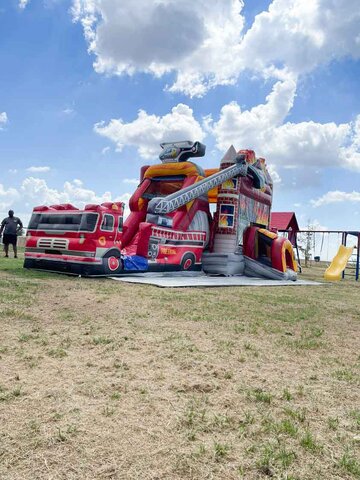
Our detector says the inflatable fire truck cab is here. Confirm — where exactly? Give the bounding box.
[24,202,125,275]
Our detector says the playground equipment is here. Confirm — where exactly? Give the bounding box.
[24,141,298,280]
[293,229,360,281]
[324,245,354,281]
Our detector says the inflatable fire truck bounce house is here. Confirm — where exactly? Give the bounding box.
[24,141,297,281]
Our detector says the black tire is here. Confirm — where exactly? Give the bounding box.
[102,250,123,275]
[180,252,196,271]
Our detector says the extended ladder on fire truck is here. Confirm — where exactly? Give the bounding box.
[147,154,249,215]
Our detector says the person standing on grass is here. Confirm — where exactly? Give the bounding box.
[0,210,23,258]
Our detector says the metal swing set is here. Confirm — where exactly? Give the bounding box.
[296,229,360,281]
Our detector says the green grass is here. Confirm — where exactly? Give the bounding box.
[257,442,297,476]
[276,419,299,438]
[283,407,307,423]
[213,442,231,461]
[300,430,322,453]
[282,388,293,401]
[338,451,360,477]
[0,252,58,279]
[349,409,360,430]
[47,347,68,358]
[327,417,339,431]
[248,388,272,404]
[332,369,357,382]
[0,385,24,402]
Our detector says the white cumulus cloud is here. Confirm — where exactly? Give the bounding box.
[26,166,51,173]
[207,78,360,171]
[62,107,75,115]
[18,0,29,9]
[20,177,132,220]
[123,178,139,185]
[298,219,328,231]
[94,103,205,159]
[72,0,360,96]
[0,184,20,212]
[21,177,112,207]
[311,191,360,207]
[0,177,133,224]
[239,0,360,76]
[267,165,281,185]
[71,0,245,96]
[0,112,8,130]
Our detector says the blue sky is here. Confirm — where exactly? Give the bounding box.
[1,0,360,247]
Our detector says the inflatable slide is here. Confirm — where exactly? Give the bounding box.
[324,245,354,281]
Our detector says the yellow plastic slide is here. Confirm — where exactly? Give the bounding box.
[324,245,354,281]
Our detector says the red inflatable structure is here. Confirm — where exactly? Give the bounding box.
[24,141,297,280]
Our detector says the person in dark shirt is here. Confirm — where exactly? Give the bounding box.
[0,210,23,258]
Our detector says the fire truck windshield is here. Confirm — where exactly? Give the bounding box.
[142,177,185,199]
[28,212,99,232]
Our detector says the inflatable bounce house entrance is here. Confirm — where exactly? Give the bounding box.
[24,141,297,280]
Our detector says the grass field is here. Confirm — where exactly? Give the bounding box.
[0,253,359,479]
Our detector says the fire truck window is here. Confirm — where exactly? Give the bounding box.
[28,213,98,232]
[28,214,41,229]
[142,177,185,199]
[80,213,98,232]
[101,214,114,231]
[118,217,123,231]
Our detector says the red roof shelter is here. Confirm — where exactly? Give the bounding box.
[270,212,299,245]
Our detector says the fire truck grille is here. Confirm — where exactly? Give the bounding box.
[37,238,68,250]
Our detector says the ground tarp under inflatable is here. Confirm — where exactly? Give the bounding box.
[111,272,319,288]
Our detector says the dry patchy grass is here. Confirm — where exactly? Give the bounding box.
[0,256,359,479]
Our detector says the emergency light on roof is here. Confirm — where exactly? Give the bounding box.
[159,140,206,163]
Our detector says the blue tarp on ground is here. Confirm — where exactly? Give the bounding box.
[122,255,148,271]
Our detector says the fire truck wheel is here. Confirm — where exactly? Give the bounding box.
[102,251,123,275]
[181,253,195,271]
